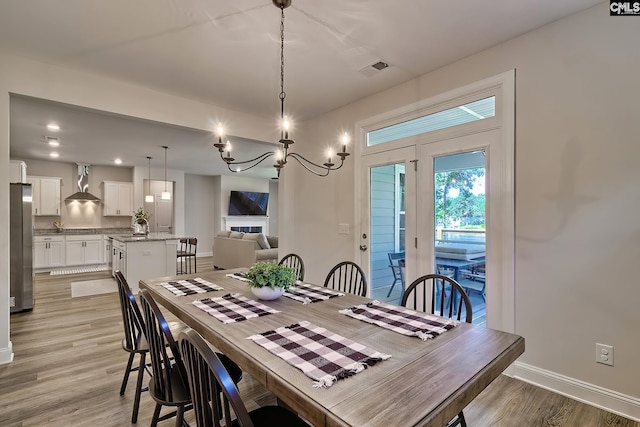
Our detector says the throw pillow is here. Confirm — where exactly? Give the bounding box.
[256,233,270,249]
[266,235,278,248]
[242,233,262,250]
[217,230,231,237]
[229,231,245,239]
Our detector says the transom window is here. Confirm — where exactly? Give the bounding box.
[367,96,495,147]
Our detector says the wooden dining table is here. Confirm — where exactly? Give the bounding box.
[140,269,524,427]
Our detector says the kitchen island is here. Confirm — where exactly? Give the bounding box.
[108,233,185,293]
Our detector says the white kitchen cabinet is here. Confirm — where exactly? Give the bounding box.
[9,160,27,183]
[112,239,127,278]
[103,181,133,216]
[27,176,62,216]
[34,236,65,268]
[65,235,104,266]
[105,236,113,274]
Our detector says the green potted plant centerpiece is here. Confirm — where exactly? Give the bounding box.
[245,261,296,300]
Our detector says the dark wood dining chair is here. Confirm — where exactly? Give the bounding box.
[115,271,149,424]
[140,290,243,427]
[139,289,192,426]
[278,253,305,281]
[176,238,197,275]
[323,261,367,297]
[178,329,309,427]
[401,273,473,427]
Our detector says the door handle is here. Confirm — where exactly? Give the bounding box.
[359,244,368,251]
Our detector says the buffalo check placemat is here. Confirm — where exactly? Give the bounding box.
[160,278,223,296]
[283,283,344,304]
[339,300,458,341]
[192,293,280,324]
[248,321,391,388]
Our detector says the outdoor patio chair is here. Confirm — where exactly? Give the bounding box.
[460,268,486,302]
[387,252,405,297]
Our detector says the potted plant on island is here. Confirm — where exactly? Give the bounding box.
[245,261,296,300]
[132,207,151,235]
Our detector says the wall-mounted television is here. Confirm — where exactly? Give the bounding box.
[228,191,269,216]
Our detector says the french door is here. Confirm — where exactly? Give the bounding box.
[360,129,510,330]
[357,71,514,333]
[417,131,496,326]
[359,147,416,301]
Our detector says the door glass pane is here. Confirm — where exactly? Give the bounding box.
[370,163,406,304]
[433,151,486,326]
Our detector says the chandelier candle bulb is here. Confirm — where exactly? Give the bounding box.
[214,124,226,150]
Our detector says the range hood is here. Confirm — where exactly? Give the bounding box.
[65,164,101,202]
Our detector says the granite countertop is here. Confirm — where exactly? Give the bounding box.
[34,227,132,236]
[108,233,185,243]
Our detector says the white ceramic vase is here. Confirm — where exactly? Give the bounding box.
[250,286,284,300]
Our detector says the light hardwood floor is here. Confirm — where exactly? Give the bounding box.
[1,260,637,427]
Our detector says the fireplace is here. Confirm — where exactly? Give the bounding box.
[223,216,269,235]
[230,226,263,233]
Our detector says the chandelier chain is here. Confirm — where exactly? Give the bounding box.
[279,5,286,112]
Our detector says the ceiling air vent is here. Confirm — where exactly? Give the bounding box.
[357,59,391,77]
[371,61,389,71]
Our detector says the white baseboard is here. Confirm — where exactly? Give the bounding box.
[0,341,14,365]
[514,362,640,422]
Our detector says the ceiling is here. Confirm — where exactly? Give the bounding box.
[2,0,602,177]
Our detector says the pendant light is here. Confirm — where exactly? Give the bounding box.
[145,156,154,203]
[161,146,171,200]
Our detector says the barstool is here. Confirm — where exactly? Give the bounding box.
[176,238,197,274]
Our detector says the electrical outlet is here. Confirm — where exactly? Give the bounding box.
[9,297,15,308]
[596,343,614,366]
[338,223,350,235]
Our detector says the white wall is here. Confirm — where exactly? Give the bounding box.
[0,50,273,365]
[283,2,640,415]
[268,179,279,236]
[133,165,185,235]
[185,174,216,256]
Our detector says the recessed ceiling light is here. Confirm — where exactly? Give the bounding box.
[47,123,60,131]
[46,136,60,147]
[50,152,59,158]
[114,158,122,165]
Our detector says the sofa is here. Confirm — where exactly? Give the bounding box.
[212,231,278,269]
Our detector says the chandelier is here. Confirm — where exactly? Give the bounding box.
[213,0,350,177]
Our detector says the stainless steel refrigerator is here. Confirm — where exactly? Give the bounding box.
[10,183,33,313]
